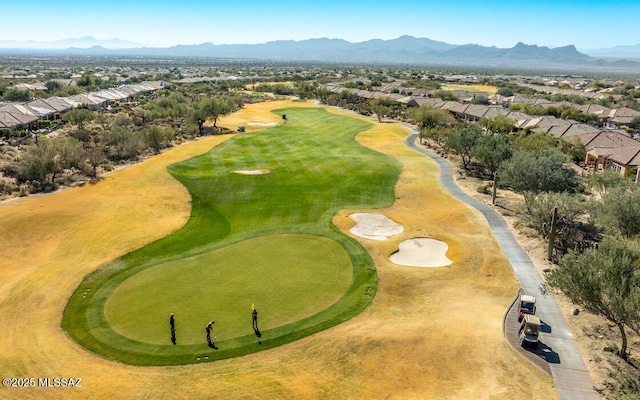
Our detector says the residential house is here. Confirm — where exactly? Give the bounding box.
[13,82,47,91]
[399,97,444,108]
[578,104,613,127]
[0,104,39,131]
[583,130,640,179]
[68,93,108,110]
[0,111,24,132]
[606,107,640,128]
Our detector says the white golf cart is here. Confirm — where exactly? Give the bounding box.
[518,314,541,348]
[518,294,537,322]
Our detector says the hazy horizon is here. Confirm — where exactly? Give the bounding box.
[1,0,638,50]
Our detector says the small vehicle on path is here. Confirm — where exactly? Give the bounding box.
[518,314,541,348]
[518,294,537,322]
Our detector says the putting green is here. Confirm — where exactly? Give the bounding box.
[63,106,401,365]
[105,234,352,345]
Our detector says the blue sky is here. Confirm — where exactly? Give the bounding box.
[0,0,637,49]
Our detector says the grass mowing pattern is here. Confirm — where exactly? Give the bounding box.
[63,107,401,365]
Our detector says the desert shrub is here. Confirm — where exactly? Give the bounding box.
[477,181,493,194]
[100,127,145,161]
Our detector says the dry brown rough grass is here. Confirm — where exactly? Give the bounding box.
[0,100,558,399]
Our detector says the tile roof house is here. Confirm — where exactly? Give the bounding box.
[407,97,445,108]
[13,82,48,91]
[579,104,613,127]
[447,104,528,125]
[515,115,569,130]
[438,101,463,111]
[0,106,39,131]
[584,131,640,179]
[68,94,108,110]
[0,111,24,131]
[606,107,640,128]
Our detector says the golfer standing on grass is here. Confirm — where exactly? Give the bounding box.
[169,313,176,345]
[206,320,217,349]
[252,304,261,338]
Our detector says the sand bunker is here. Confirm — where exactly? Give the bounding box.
[232,169,270,175]
[246,121,278,127]
[349,212,403,240]
[390,238,452,267]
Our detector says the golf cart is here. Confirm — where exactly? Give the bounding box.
[518,294,537,322]
[518,314,541,348]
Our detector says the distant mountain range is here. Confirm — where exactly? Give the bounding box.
[0,36,140,49]
[580,44,640,59]
[1,35,639,72]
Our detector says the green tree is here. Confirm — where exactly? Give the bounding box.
[433,90,458,101]
[53,136,84,171]
[194,96,242,134]
[17,136,81,189]
[408,106,457,145]
[559,135,586,162]
[593,183,640,238]
[514,132,557,152]
[479,114,515,135]
[76,73,103,89]
[3,89,31,102]
[587,169,626,197]
[63,109,94,130]
[18,140,57,185]
[472,133,513,175]
[470,96,490,105]
[368,97,394,123]
[445,123,483,169]
[100,127,144,161]
[546,105,596,123]
[499,148,580,210]
[293,81,318,99]
[45,80,63,93]
[497,87,514,97]
[143,125,174,153]
[82,145,106,179]
[509,103,546,116]
[544,238,640,360]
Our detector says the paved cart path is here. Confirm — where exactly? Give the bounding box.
[405,133,597,400]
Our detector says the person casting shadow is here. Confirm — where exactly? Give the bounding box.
[206,320,218,350]
[252,308,261,338]
[169,313,176,345]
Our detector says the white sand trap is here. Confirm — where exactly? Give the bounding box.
[390,238,452,267]
[232,169,270,175]
[246,121,278,127]
[349,212,403,240]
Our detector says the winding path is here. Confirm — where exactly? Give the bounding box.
[405,133,598,400]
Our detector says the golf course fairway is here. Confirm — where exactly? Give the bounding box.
[63,106,402,365]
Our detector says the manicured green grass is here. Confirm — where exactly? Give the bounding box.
[63,107,401,365]
[105,234,352,345]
